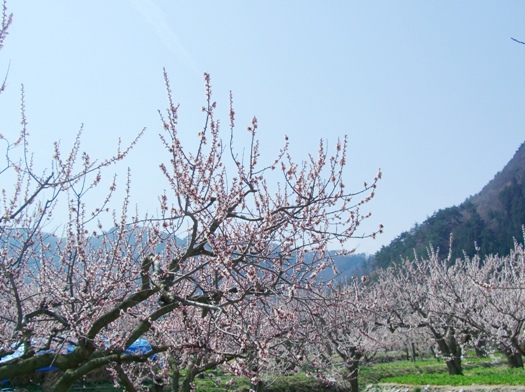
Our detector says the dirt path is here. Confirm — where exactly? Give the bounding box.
[364,383,525,392]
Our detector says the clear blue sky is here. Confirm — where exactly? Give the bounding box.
[1,1,524,254]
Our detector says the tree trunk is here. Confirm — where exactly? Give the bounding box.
[411,342,417,362]
[343,349,362,392]
[169,353,181,392]
[251,380,264,392]
[115,363,138,392]
[431,326,463,375]
[498,345,524,369]
[444,356,463,375]
[180,377,193,392]
[346,361,360,392]
[53,373,76,392]
[42,371,62,392]
[150,374,164,392]
[180,371,196,392]
[430,345,440,361]
[474,340,488,358]
[170,369,181,392]
[505,350,524,368]
[506,352,524,368]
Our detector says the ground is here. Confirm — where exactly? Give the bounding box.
[365,384,525,392]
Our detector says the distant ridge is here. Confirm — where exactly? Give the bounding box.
[470,142,525,225]
[373,141,525,269]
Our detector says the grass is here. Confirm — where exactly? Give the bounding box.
[361,354,525,387]
[380,368,525,386]
[192,372,337,392]
[4,371,323,392]
[5,354,525,390]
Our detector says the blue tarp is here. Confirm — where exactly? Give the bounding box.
[125,338,153,356]
[0,338,155,375]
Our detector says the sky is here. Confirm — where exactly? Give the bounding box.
[0,1,524,254]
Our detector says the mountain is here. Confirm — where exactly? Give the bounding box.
[315,252,372,282]
[373,141,525,269]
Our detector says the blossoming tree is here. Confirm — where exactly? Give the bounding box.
[458,241,525,368]
[0,4,382,389]
[373,249,470,375]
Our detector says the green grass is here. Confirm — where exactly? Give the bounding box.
[361,355,525,387]
[11,371,323,392]
[192,372,335,392]
[6,354,525,390]
[360,358,449,385]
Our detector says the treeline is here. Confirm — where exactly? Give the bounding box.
[373,150,525,269]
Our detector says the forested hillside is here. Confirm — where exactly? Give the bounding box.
[373,141,525,269]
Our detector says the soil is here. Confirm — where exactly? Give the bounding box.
[364,383,525,392]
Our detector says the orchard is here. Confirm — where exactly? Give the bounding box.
[2,2,525,391]
[0,2,381,390]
